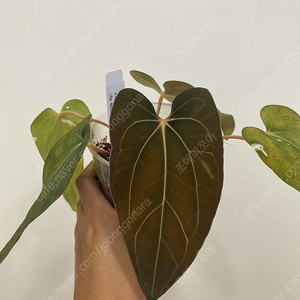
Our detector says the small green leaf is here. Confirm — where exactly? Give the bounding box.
[163,80,194,102]
[0,116,91,263]
[130,71,234,136]
[110,88,223,300]
[163,81,235,135]
[31,100,91,210]
[218,110,235,136]
[242,105,300,191]
[130,70,162,94]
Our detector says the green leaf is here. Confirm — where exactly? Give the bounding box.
[163,80,194,102]
[0,116,91,264]
[130,70,234,136]
[61,161,84,210]
[218,110,235,136]
[31,100,91,211]
[242,105,300,191]
[130,70,162,94]
[59,160,83,211]
[110,88,223,300]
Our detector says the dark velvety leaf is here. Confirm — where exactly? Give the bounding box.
[110,88,223,300]
[130,70,162,94]
[31,100,91,211]
[242,105,300,191]
[0,116,90,263]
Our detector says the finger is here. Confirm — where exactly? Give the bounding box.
[80,161,98,180]
[77,199,84,216]
[76,161,113,213]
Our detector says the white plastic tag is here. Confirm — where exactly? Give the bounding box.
[106,69,125,119]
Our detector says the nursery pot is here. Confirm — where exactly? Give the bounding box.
[89,102,172,204]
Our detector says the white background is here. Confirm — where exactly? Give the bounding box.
[1,0,300,299]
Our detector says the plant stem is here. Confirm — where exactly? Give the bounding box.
[59,111,109,128]
[222,135,244,140]
[156,92,166,116]
[88,142,110,155]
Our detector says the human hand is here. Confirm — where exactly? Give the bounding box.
[74,162,146,300]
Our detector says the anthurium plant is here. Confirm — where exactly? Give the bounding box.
[1,70,300,300]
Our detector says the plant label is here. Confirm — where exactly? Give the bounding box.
[106,69,125,119]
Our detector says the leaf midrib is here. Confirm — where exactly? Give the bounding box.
[151,122,167,297]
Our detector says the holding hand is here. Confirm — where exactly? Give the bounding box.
[74,162,145,300]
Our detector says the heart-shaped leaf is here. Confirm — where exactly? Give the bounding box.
[0,116,91,263]
[110,88,223,299]
[130,70,162,94]
[242,105,300,191]
[163,80,194,102]
[31,100,91,211]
